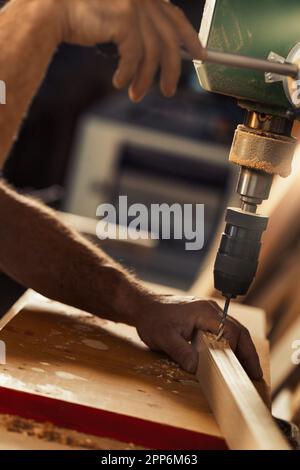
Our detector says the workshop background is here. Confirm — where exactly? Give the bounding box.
[1,0,300,430]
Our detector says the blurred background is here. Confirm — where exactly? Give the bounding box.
[1,0,300,436]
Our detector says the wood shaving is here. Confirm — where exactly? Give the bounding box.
[133,358,197,385]
[0,414,144,450]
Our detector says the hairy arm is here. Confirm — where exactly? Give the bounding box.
[0,180,263,379]
[0,0,61,165]
[0,180,149,325]
[0,0,262,378]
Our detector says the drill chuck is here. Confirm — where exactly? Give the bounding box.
[214,208,268,298]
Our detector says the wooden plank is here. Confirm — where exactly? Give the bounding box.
[194,332,291,450]
[0,291,270,449]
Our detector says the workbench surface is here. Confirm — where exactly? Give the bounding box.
[0,291,269,449]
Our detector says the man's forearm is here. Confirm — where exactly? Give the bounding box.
[0,0,60,166]
[0,181,264,379]
[0,181,150,324]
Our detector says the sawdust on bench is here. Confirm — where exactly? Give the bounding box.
[0,414,144,450]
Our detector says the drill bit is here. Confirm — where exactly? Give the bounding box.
[216,296,231,341]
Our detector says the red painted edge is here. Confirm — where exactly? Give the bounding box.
[0,386,227,450]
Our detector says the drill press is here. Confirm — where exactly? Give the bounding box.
[97,0,300,334]
[194,0,300,334]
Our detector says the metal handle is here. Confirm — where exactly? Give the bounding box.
[203,49,298,78]
[96,43,299,78]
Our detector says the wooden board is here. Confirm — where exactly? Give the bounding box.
[194,332,290,450]
[0,291,270,449]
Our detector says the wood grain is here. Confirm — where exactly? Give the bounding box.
[194,332,291,450]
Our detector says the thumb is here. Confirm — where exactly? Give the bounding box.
[161,329,198,373]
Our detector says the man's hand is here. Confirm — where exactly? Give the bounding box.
[135,295,263,380]
[60,0,204,101]
[0,0,203,164]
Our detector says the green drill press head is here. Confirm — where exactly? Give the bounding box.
[194,0,300,117]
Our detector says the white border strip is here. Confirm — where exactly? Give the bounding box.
[199,0,217,47]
